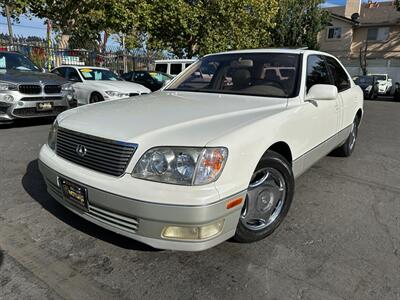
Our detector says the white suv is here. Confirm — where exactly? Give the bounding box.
[39,49,363,251]
[369,74,393,95]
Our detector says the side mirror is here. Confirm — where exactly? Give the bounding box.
[306,84,338,101]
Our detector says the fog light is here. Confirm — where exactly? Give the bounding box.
[2,94,14,103]
[162,219,224,241]
[66,93,73,100]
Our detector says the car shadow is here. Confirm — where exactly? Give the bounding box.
[22,159,160,252]
[0,117,55,129]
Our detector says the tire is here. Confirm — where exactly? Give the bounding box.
[332,116,359,157]
[89,92,104,104]
[234,150,294,243]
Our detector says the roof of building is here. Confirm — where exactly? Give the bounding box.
[325,1,399,25]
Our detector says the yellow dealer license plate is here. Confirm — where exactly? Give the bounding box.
[60,178,89,211]
[36,102,54,111]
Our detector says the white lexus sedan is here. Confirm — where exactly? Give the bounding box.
[39,49,363,251]
[51,66,151,105]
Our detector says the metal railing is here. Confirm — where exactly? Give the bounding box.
[0,37,169,74]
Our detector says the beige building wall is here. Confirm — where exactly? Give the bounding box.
[351,25,400,59]
[318,19,354,59]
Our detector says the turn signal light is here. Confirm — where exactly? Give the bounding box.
[226,197,243,209]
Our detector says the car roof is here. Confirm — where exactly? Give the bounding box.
[58,65,109,70]
[204,48,335,57]
[155,59,196,63]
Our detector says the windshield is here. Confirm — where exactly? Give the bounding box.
[79,68,121,81]
[374,75,387,81]
[355,76,373,85]
[0,52,41,72]
[148,71,172,83]
[166,53,300,98]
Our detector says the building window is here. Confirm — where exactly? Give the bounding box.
[367,27,389,41]
[327,27,342,39]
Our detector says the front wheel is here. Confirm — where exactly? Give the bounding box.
[89,92,104,104]
[234,150,294,243]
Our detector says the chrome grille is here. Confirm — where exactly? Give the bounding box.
[56,128,137,176]
[19,84,41,94]
[44,85,62,94]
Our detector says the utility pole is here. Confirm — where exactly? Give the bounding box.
[5,4,13,45]
[122,34,127,73]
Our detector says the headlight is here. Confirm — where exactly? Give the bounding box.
[132,147,228,185]
[105,91,129,98]
[47,120,58,150]
[61,83,74,92]
[0,81,18,92]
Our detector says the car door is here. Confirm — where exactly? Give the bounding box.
[325,56,355,131]
[66,67,86,104]
[295,54,340,171]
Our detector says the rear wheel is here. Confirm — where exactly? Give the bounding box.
[89,92,104,104]
[333,116,359,157]
[234,150,294,243]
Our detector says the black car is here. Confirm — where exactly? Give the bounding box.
[353,75,378,100]
[122,71,173,92]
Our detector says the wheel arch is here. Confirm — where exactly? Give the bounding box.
[263,141,293,165]
[356,108,363,123]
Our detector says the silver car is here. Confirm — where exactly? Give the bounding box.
[0,51,73,124]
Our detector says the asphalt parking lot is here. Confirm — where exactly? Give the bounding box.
[0,100,399,300]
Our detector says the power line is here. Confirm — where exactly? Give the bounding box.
[0,22,46,30]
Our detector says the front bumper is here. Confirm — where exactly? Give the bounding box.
[38,158,245,251]
[0,91,70,122]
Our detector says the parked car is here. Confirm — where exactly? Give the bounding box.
[51,66,151,106]
[369,74,393,95]
[39,49,363,251]
[155,59,196,76]
[394,82,400,101]
[353,75,378,99]
[122,70,173,92]
[0,51,73,124]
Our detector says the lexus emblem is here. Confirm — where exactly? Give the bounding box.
[75,145,87,157]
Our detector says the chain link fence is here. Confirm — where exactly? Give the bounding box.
[0,37,169,75]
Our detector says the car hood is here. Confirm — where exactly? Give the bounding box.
[86,80,151,93]
[58,91,287,146]
[0,69,67,84]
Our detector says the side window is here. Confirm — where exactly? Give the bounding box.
[170,63,182,75]
[155,64,167,73]
[121,72,133,81]
[306,55,331,92]
[67,68,82,82]
[325,57,350,92]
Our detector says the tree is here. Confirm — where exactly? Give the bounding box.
[144,0,278,58]
[0,0,28,20]
[271,0,330,49]
[27,0,144,49]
